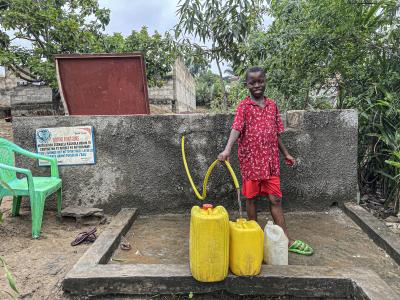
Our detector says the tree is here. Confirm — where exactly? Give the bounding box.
[235,0,400,212]
[0,0,110,88]
[175,0,265,111]
[99,27,209,86]
[195,70,220,106]
[0,0,208,89]
[235,0,400,110]
[124,27,178,87]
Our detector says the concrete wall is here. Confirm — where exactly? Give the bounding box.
[12,109,358,214]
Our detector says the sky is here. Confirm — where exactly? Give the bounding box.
[98,0,179,36]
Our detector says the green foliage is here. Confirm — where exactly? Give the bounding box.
[124,27,177,87]
[0,256,18,299]
[195,70,221,106]
[360,93,400,213]
[0,0,111,87]
[175,0,264,62]
[121,27,208,86]
[0,2,207,88]
[233,0,400,210]
[122,27,208,87]
[226,80,248,111]
[175,0,265,110]
[235,0,399,109]
[195,69,248,110]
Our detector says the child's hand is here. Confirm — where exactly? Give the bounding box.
[218,150,231,161]
[285,154,296,166]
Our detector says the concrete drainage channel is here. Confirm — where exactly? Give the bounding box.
[63,207,400,299]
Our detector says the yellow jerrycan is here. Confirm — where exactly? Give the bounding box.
[229,218,264,276]
[190,204,230,282]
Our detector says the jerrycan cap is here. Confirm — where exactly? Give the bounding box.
[202,203,213,210]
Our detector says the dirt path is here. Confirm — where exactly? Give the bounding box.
[0,197,108,299]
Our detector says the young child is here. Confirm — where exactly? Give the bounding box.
[218,66,313,255]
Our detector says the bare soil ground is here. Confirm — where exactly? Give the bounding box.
[0,197,108,299]
[0,119,13,141]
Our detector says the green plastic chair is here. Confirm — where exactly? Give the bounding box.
[0,137,62,238]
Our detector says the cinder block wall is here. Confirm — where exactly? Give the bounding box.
[148,59,196,113]
[174,58,196,113]
[12,109,358,214]
[147,76,175,111]
[10,85,60,117]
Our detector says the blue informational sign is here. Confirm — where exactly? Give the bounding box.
[36,126,96,166]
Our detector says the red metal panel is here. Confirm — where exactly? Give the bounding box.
[55,53,150,115]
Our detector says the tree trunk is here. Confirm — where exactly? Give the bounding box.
[216,59,228,111]
[303,87,310,110]
[395,183,400,216]
[337,82,343,109]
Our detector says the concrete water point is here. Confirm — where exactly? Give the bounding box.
[63,207,400,299]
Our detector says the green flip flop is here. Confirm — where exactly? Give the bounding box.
[289,240,314,255]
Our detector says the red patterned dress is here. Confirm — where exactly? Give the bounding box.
[232,96,285,198]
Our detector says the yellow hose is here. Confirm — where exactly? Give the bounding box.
[181,135,240,200]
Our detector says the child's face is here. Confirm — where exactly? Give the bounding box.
[246,71,266,99]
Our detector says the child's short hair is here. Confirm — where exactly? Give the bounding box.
[245,66,266,81]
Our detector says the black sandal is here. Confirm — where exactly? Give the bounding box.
[71,227,97,246]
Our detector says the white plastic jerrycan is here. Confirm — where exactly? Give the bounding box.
[264,221,288,265]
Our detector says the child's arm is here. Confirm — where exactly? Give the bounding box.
[278,136,296,166]
[217,129,240,161]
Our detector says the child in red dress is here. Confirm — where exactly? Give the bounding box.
[218,67,313,255]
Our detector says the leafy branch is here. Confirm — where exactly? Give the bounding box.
[0,257,18,299]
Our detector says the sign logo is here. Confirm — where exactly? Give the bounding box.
[36,129,51,143]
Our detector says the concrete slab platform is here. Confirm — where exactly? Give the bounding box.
[63,208,400,299]
[343,202,400,264]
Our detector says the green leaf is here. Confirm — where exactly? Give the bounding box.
[385,160,400,169]
[0,256,18,296]
[5,268,18,294]
[376,170,396,181]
